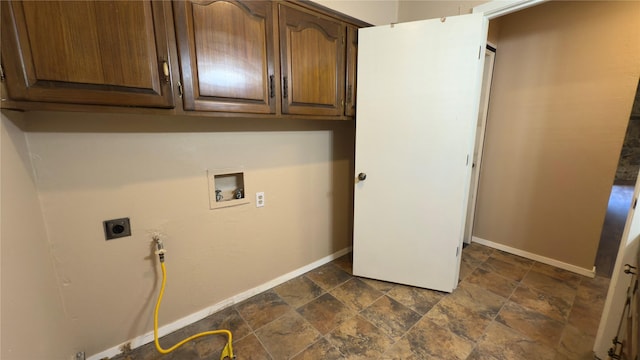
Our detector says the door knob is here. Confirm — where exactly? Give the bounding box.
[358,173,367,181]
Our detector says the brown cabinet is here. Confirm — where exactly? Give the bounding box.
[174,1,355,118]
[173,1,276,114]
[278,4,346,116]
[0,0,367,117]
[345,26,358,117]
[0,1,174,108]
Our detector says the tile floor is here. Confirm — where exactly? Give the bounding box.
[110,243,609,360]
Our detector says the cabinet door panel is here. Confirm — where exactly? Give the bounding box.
[279,4,345,116]
[22,2,103,85]
[0,1,173,108]
[93,1,160,89]
[174,0,275,113]
[345,26,358,117]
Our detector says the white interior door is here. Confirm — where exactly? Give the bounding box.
[353,13,488,293]
[595,170,640,359]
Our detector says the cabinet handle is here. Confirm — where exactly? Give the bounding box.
[269,75,275,98]
[0,65,5,82]
[283,76,288,99]
[347,84,353,104]
[162,61,170,83]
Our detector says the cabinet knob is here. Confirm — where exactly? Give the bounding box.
[162,61,170,83]
[358,173,367,181]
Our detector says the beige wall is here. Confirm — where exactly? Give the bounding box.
[0,1,370,357]
[1,112,75,359]
[21,112,354,356]
[396,0,500,45]
[474,1,640,269]
[397,0,487,21]
[6,1,638,358]
[314,0,398,25]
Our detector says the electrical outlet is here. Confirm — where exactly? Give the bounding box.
[256,192,265,207]
[103,218,131,240]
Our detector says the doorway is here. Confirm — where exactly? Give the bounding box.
[595,79,640,278]
[464,45,496,245]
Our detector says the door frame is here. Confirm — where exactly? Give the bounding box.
[464,45,496,244]
[473,0,548,19]
[462,1,549,247]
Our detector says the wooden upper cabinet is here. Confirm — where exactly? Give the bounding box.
[173,1,276,113]
[0,1,174,108]
[345,26,358,117]
[279,4,346,116]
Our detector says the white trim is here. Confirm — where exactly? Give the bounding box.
[463,48,496,245]
[87,247,352,360]
[472,236,596,278]
[473,0,548,20]
[594,170,640,359]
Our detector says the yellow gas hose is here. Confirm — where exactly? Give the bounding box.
[153,261,234,360]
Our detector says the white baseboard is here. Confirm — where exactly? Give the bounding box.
[471,237,596,278]
[88,247,352,360]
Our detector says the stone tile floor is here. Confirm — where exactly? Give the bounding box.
[110,243,608,360]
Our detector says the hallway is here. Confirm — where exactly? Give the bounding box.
[595,183,636,278]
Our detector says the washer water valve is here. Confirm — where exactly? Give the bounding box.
[153,236,167,262]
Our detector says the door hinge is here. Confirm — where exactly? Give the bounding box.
[633,197,638,210]
[624,263,637,275]
[478,45,482,59]
[177,81,183,98]
[466,154,470,166]
[456,246,460,257]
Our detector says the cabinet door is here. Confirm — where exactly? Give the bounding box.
[345,26,358,117]
[0,1,173,108]
[279,5,345,116]
[173,1,276,113]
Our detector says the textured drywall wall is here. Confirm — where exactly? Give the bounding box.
[23,111,355,356]
[314,0,398,25]
[473,1,640,269]
[1,111,75,360]
[0,1,390,357]
[397,0,488,21]
[396,0,499,44]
